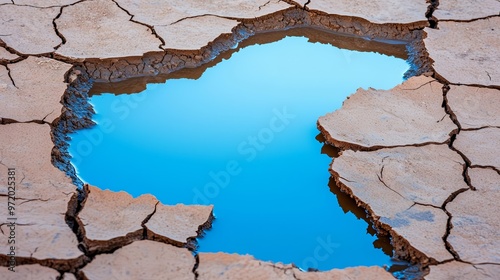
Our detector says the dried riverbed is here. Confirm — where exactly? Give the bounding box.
[0,1,499,279]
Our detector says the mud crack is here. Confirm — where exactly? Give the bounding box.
[425,0,439,28]
[440,188,470,262]
[4,64,17,88]
[52,6,67,50]
[441,84,478,191]
[111,0,166,49]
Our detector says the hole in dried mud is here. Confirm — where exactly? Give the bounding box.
[68,28,411,272]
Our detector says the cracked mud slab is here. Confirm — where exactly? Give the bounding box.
[157,15,239,50]
[115,0,291,25]
[427,261,500,280]
[145,202,213,246]
[55,0,162,59]
[454,128,500,169]
[330,144,468,263]
[0,56,72,123]
[433,0,500,21]
[79,185,213,252]
[197,253,395,280]
[0,124,82,267]
[80,240,195,280]
[307,0,428,24]
[114,0,291,50]
[447,168,500,264]
[0,264,59,279]
[0,124,76,200]
[0,46,18,61]
[0,5,61,55]
[424,18,500,87]
[318,76,457,150]
[77,185,157,253]
[13,0,81,7]
[446,85,500,129]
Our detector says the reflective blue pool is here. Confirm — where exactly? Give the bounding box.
[69,30,409,271]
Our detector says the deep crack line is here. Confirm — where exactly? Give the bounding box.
[4,64,18,88]
[425,0,439,28]
[52,6,67,50]
[167,13,240,26]
[441,188,470,262]
[111,0,166,49]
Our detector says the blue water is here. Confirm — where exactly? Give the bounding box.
[69,35,409,270]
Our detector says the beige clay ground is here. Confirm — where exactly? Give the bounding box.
[0,0,499,279]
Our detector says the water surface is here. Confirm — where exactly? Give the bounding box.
[70,30,409,271]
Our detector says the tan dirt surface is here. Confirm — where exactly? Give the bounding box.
[197,253,395,280]
[0,1,499,278]
[78,185,157,251]
[0,124,81,264]
[318,76,457,150]
[427,261,500,280]
[80,240,195,280]
[331,145,466,263]
[0,264,60,280]
[424,18,500,87]
[0,46,18,61]
[145,203,213,245]
[0,5,61,55]
[55,0,162,59]
[307,0,428,24]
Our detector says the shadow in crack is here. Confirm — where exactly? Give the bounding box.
[318,135,421,278]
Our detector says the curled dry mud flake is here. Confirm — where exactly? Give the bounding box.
[318,76,457,150]
[447,168,500,264]
[80,240,195,280]
[0,56,72,123]
[330,144,468,264]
